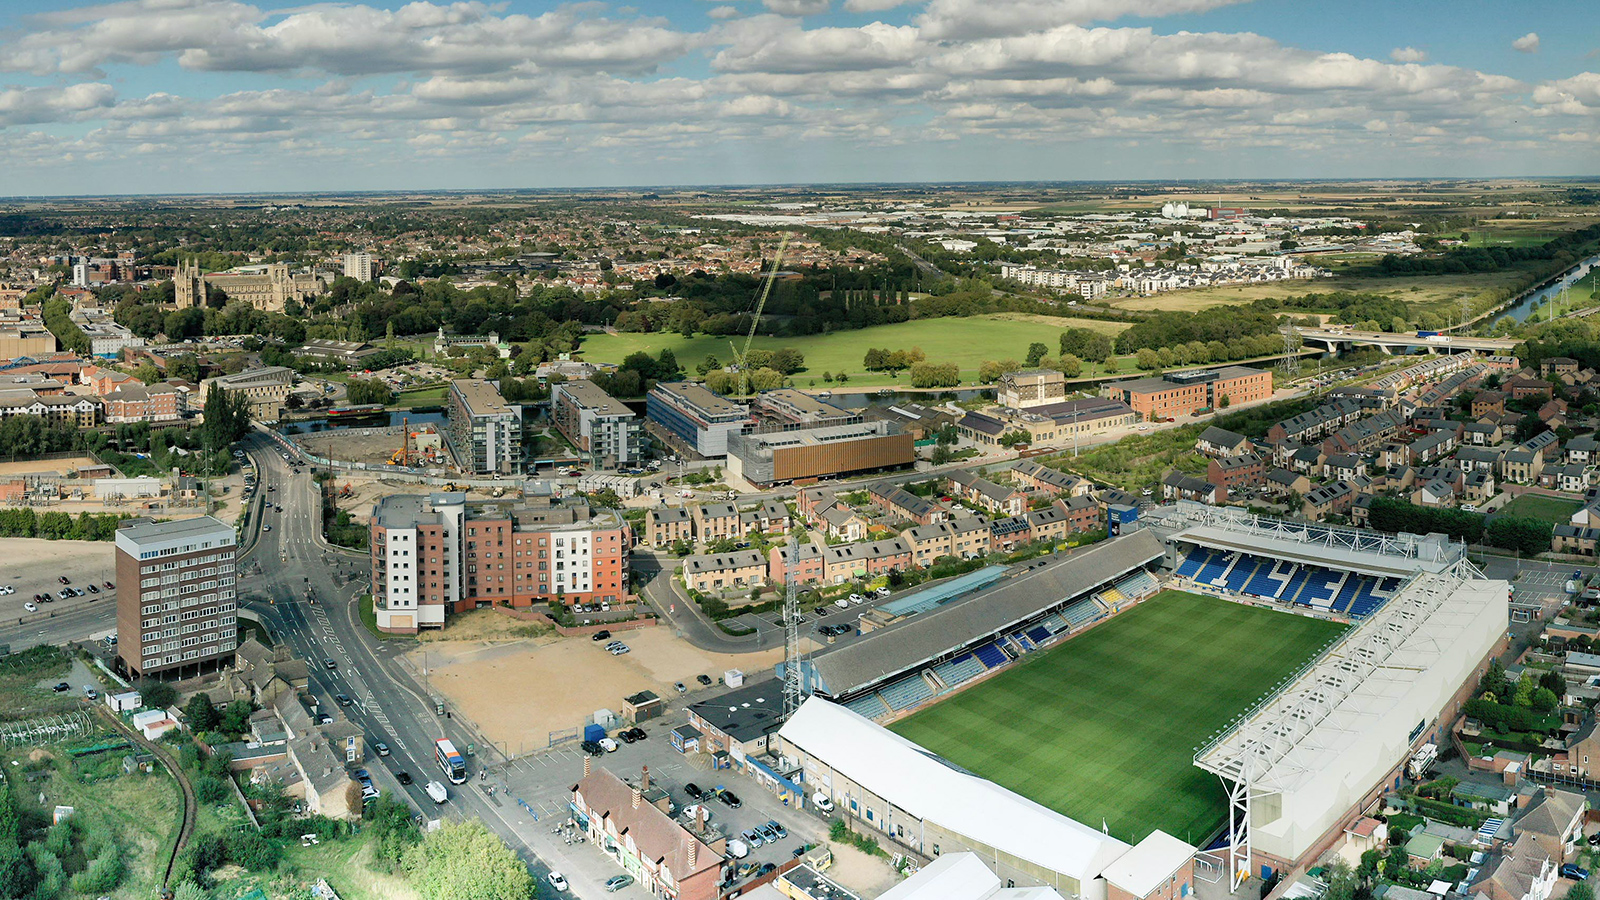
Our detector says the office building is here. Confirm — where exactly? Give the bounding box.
[369,492,631,633]
[201,366,295,421]
[115,516,239,679]
[754,389,857,427]
[997,368,1068,410]
[646,381,752,457]
[726,420,913,487]
[1102,366,1272,421]
[552,380,643,467]
[446,379,523,475]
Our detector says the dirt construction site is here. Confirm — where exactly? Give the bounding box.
[293,424,450,470]
[416,626,788,757]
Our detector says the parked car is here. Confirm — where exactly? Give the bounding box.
[1562,864,1590,881]
[684,783,704,800]
[591,629,612,641]
[23,602,36,612]
[82,687,98,700]
[86,584,98,594]
[598,737,618,752]
[718,789,742,808]
[767,820,787,839]
[580,740,604,756]
[58,576,69,584]
[396,771,413,785]
[757,823,778,842]
[696,674,713,686]
[103,581,113,590]
[620,729,638,744]
[742,829,764,849]
[51,682,68,692]
[605,875,635,892]
[848,593,865,604]
[682,804,711,822]
[757,863,777,877]
[674,681,688,694]
[724,840,748,859]
[875,587,891,597]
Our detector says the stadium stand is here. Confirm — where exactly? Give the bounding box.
[1027,625,1052,645]
[1062,599,1099,628]
[1198,551,1231,583]
[1114,570,1159,599]
[932,654,986,689]
[845,693,890,719]
[1175,549,1208,579]
[880,675,934,711]
[1041,613,1069,633]
[1099,587,1126,606]
[1281,566,1311,604]
[1330,576,1362,614]
[1222,557,1259,593]
[1299,569,1342,607]
[1011,631,1035,652]
[974,642,1008,669]
[1244,561,1284,598]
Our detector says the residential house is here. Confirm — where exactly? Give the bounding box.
[1463,471,1496,505]
[1301,481,1354,520]
[1474,832,1557,900]
[1057,495,1100,533]
[1514,787,1586,865]
[1026,504,1074,543]
[1206,453,1264,499]
[819,505,869,543]
[571,768,722,900]
[1407,430,1458,465]
[754,500,790,534]
[287,733,357,820]
[1473,390,1508,418]
[1162,472,1220,505]
[1464,422,1504,446]
[644,508,692,549]
[1263,468,1310,499]
[1456,446,1503,476]
[903,517,992,567]
[691,503,741,543]
[1554,525,1600,557]
[946,470,1027,518]
[1010,460,1088,497]
[768,541,825,585]
[869,483,946,526]
[821,538,913,584]
[1413,478,1456,508]
[1324,453,1367,482]
[1195,426,1252,459]
[1566,436,1600,466]
[1543,464,1591,495]
[1542,357,1580,378]
[681,550,767,594]
[1502,449,1545,485]
[1506,373,1553,401]
[1289,446,1326,476]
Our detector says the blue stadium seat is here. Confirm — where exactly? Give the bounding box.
[1300,569,1341,606]
[845,693,889,719]
[1011,632,1035,652]
[974,643,1008,669]
[1347,580,1388,618]
[1244,560,1283,597]
[1330,575,1363,613]
[1198,551,1231,583]
[1222,557,1260,593]
[880,675,934,710]
[1175,549,1208,579]
[1379,576,1403,593]
[932,654,985,689]
[1280,567,1311,605]
[1027,625,1052,645]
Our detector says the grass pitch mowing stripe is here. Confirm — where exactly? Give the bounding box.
[890,590,1346,845]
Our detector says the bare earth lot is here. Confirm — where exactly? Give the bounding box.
[0,538,116,626]
[418,627,784,755]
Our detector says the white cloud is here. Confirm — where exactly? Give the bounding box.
[708,5,742,19]
[0,83,116,125]
[917,0,1251,40]
[713,21,921,73]
[1391,46,1427,63]
[764,0,830,14]
[1513,32,1540,53]
[843,0,916,11]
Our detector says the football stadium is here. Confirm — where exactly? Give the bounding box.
[782,503,1508,899]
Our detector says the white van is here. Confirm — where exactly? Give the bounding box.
[425,781,449,804]
[811,792,834,812]
[726,839,749,859]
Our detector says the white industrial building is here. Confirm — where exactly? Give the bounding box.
[777,697,1146,900]
[1194,566,1506,886]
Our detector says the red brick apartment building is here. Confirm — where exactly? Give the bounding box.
[370,492,630,634]
[1104,366,1273,421]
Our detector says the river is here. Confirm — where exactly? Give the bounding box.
[1493,253,1600,324]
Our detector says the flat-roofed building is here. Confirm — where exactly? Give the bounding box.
[201,365,294,421]
[115,516,239,680]
[552,379,642,468]
[1103,366,1272,421]
[647,381,752,457]
[292,338,382,369]
[446,379,522,474]
[755,389,857,427]
[997,368,1067,409]
[726,421,914,487]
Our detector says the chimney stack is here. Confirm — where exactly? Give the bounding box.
[688,838,697,869]
[583,754,591,777]
[641,765,650,791]
[632,783,641,809]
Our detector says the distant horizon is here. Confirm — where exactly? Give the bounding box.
[4,174,1600,204]
[0,1,1596,194]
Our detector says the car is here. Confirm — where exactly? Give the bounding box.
[697,674,713,686]
[725,839,749,859]
[598,737,618,752]
[609,645,630,655]
[767,820,787,840]
[103,581,113,590]
[374,742,390,756]
[1587,832,1600,847]
[58,576,69,584]
[620,729,638,744]
[336,694,352,706]
[604,640,624,650]
[811,791,834,812]
[742,829,764,848]
[324,658,337,669]
[1562,864,1590,881]
[262,525,271,532]
[757,823,778,842]
[604,875,635,893]
[682,804,710,822]
[580,740,604,756]
[591,629,612,641]
[51,682,68,692]
[627,727,646,741]
[396,771,412,785]
[674,681,688,694]
[426,781,449,803]
[718,789,742,808]
[757,863,777,877]
[23,602,35,612]
[848,593,864,604]
[82,687,98,700]
[86,584,98,594]
[547,872,569,892]
[317,714,333,725]
[684,783,704,800]
[875,587,891,597]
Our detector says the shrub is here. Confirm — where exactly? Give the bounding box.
[195,776,230,805]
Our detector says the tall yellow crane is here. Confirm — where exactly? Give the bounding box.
[730,233,791,397]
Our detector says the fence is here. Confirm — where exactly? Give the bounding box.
[548,727,582,748]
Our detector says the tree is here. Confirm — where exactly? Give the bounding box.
[404,819,535,900]
[1480,659,1511,703]
[1026,342,1050,367]
[218,699,254,736]
[184,693,220,732]
[1322,858,1357,900]
[347,378,397,407]
[196,776,230,805]
[1568,883,1595,900]
[173,882,208,900]
[141,681,178,710]
[696,354,721,376]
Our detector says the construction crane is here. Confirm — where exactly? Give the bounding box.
[730,233,791,398]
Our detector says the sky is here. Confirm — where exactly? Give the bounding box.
[0,0,1596,195]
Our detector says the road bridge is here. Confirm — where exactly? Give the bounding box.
[1292,327,1519,356]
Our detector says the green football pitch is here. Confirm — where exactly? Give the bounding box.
[889,590,1347,845]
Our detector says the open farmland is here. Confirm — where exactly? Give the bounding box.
[890,590,1346,844]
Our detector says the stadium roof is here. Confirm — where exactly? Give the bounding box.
[780,698,1131,884]
[807,530,1164,697]
[1195,567,1502,795]
[1155,501,1461,577]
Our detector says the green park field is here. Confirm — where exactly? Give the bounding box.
[575,313,1130,387]
[1500,494,1583,525]
[890,591,1346,844]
